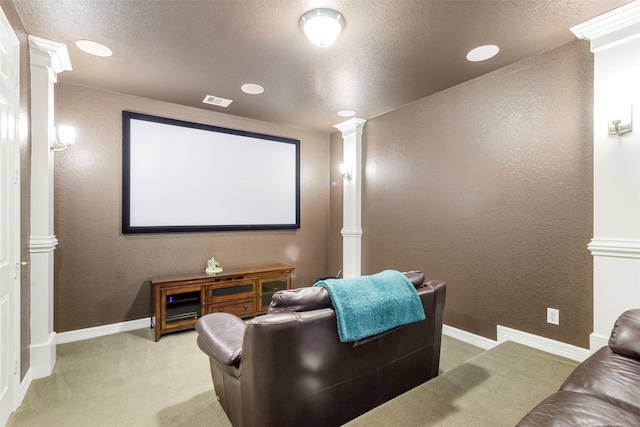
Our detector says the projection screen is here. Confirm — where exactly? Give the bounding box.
[122,111,300,234]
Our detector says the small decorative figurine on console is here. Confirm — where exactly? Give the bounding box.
[205,257,223,275]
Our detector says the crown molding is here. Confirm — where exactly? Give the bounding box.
[28,35,72,75]
[570,1,640,52]
[334,117,366,137]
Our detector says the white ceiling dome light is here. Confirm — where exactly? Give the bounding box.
[299,8,345,47]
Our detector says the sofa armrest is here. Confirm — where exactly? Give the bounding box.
[608,308,640,360]
[195,313,246,366]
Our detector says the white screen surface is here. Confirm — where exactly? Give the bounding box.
[123,112,300,233]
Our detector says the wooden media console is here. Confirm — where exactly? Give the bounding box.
[150,263,294,341]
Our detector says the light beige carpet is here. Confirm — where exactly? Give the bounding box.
[344,340,579,427]
[7,329,572,427]
[439,334,485,373]
[7,328,232,427]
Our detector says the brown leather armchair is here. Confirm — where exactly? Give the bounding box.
[195,271,445,427]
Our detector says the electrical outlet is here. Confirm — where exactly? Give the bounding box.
[547,308,559,325]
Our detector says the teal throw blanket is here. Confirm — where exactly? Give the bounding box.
[313,270,425,343]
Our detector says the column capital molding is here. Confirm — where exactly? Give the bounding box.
[334,117,367,138]
[570,1,640,52]
[28,35,72,77]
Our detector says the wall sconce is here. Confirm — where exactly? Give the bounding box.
[340,163,352,181]
[608,106,633,136]
[52,125,76,151]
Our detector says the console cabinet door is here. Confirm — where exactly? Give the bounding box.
[160,285,205,331]
[258,274,291,312]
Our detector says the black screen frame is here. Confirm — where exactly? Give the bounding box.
[122,111,301,234]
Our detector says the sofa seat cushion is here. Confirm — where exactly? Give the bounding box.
[559,346,640,416]
[517,391,640,426]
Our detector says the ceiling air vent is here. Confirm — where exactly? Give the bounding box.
[202,95,233,107]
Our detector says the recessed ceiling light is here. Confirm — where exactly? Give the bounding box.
[75,40,112,57]
[338,110,356,117]
[241,84,264,95]
[466,45,499,62]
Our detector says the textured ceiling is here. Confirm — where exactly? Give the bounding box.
[12,0,631,133]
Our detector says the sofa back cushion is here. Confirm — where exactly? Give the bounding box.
[608,308,640,360]
[403,270,425,287]
[267,270,425,314]
[267,286,332,313]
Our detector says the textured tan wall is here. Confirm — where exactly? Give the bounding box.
[347,41,593,347]
[1,0,31,381]
[328,131,343,277]
[53,84,329,332]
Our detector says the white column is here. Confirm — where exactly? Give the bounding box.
[571,1,640,353]
[28,35,72,378]
[334,118,366,278]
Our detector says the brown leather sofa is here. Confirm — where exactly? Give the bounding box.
[517,308,640,426]
[195,271,446,427]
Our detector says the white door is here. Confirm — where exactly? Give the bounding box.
[0,5,20,426]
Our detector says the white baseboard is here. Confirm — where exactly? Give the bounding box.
[444,324,590,363]
[497,325,590,362]
[18,368,32,407]
[589,332,609,354]
[56,317,151,344]
[54,319,590,363]
[443,324,497,350]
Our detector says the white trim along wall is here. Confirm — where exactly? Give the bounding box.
[28,35,72,379]
[59,319,590,362]
[571,0,640,353]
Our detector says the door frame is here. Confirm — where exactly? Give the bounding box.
[0,4,21,425]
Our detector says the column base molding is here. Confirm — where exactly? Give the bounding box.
[29,235,58,253]
[30,332,56,379]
